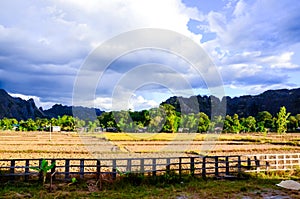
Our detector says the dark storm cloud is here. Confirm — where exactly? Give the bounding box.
[1,0,300,109]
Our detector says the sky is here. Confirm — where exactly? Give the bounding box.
[1,0,300,111]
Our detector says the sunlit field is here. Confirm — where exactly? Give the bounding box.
[1,131,300,159]
[1,131,300,198]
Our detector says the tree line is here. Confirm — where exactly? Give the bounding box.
[0,105,297,134]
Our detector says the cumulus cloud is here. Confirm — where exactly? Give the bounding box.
[9,93,56,109]
[202,0,300,94]
[1,0,300,111]
[0,0,206,110]
[129,95,158,111]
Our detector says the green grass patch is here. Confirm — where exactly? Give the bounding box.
[1,171,299,199]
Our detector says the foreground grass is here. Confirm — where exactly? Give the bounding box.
[1,173,299,199]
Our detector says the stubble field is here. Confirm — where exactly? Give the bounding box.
[1,131,300,159]
[1,131,300,198]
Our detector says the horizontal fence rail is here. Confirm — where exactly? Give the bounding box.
[1,153,300,182]
[245,153,300,172]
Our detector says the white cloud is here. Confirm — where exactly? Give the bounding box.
[0,0,208,110]
[92,94,159,111]
[1,0,300,111]
[202,0,300,96]
[9,93,55,109]
[232,0,246,17]
[262,52,298,69]
[129,95,159,111]
[93,97,113,111]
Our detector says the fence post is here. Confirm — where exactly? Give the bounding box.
[215,156,219,177]
[266,161,270,172]
[202,156,206,178]
[127,159,132,172]
[283,154,287,170]
[38,159,43,182]
[237,156,242,176]
[254,156,260,173]
[10,160,15,182]
[247,157,251,170]
[140,159,144,174]
[225,156,230,175]
[276,155,279,170]
[96,160,101,180]
[179,157,182,178]
[51,159,56,181]
[190,157,195,177]
[166,158,170,174]
[152,158,156,177]
[80,159,84,179]
[65,159,70,180]
[112,159,117,180]
[25,160,29,182]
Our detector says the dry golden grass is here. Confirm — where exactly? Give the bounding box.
[1,131,300,159]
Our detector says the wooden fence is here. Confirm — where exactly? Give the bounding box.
[1,153,300,182]
[244,153,300,172]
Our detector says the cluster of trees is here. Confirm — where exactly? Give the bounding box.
[0,115,100,132]
[0,115,77,131]
[223,107,292,134]
[0,104,298,134]
[99,105,294,134]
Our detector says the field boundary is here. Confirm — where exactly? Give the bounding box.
[1,153,300,182]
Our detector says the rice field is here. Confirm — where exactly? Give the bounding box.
[0,131,300,159]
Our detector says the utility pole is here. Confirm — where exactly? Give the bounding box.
[49,122,52,141]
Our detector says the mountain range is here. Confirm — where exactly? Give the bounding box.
[161,88,300,117]
[1,87,300,120]
[0,89,103,120]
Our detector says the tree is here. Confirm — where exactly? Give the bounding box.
[222,114,241,133]
[0,118,18,130]
[98,112,116,128]
[130,110,149,127]
[88,120,98,132]
[197,112,210,133]
[18,119,37,131]
[231,114,242,133]
[296,114,300,128]
[276,106,290,134]
[241,116,256,132]
[287,115,298,131]
[26,118,38,131]
[256,111,275,132]
[147,107,165,132]
[50,117,58,126]
[35,117,49,131]
[161,104,180,133]
[114,110,135,132]
[18,120,27,131]
[180,113,198,133]
[58,115,75,131]
[208,115,223,132]
[223,115,233,133]
[75,117,86,129]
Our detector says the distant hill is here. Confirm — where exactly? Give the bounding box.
[44,104,104,121]
[2,87,300,120]
[161,88,300,117]
[0,89,104,120]
[0,89,45,120]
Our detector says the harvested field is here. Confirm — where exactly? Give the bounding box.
[1,131,300,159]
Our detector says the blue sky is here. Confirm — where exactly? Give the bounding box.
[1,0,300,111]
